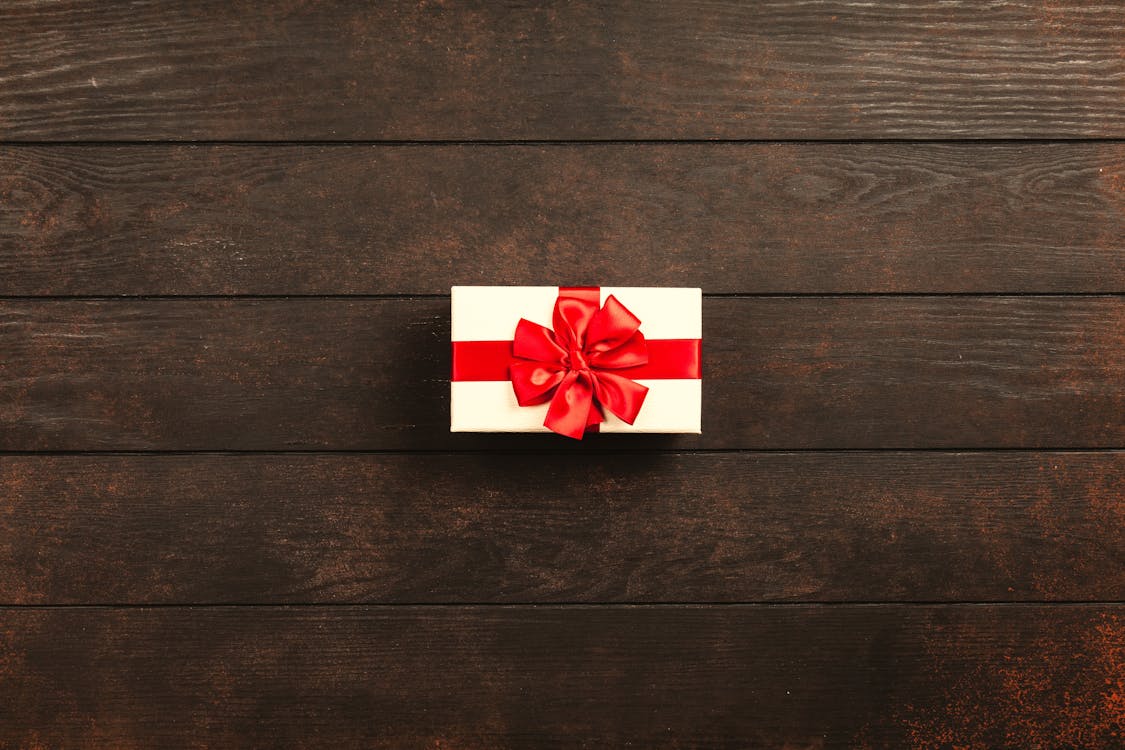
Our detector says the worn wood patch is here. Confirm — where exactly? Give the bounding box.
[2,1,1123,140]
[0,297,1121,450]
[0,452,1121,605]
[2,144,1123,295]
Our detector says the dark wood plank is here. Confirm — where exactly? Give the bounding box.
[1,605,1121,748]
[1,297,1121,450]
[0,452,1120,605]
[3,143,1123,295]
[3,1,1124,140]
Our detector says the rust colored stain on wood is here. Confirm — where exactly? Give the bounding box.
[863,613,1125,749]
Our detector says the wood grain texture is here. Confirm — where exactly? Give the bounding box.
[0,452,1121,605]
[2,1,1124,140]
[0,297,1121,450]
[2,143,1123,295]
[1,605,1121,748]
[3,2,1122,747]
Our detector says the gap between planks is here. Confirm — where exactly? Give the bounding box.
[1,293,1124,301]
[1,448,1123,456]
[4,138,1125,147]
[0,602,1122,610]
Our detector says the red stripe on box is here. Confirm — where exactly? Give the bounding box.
[559,286,600,303]
[617,339,702,379]
[452,339,701,381]
[451,340,513,381]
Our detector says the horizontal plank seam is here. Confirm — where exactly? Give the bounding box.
[2,293,1124,302]
[0,602,1122,610]
[4,138,1125,147]
[1,448,1123,457]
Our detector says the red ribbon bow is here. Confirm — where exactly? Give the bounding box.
[510,292,649,439]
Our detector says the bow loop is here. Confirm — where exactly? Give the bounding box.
[510,291,649,439]
[512,318,566,363]
[586,295,642,351]
[550,294,599,351]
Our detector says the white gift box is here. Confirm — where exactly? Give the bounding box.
[450,286,702,436]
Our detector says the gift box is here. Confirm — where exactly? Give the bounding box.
[451,286,702,438]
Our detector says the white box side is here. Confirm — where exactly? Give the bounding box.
[450,381,552,432]
[451,379,701,434]
[452,286,702,342]
[599,379,702,433]
[451,286,558,341]
[600,287,702,339]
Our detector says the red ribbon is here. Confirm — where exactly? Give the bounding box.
[510,292,650,439]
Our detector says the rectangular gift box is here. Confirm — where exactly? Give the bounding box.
[451,286,702,436]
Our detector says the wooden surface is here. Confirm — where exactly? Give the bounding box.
[2,144,1123,295]
[2,1,1124,140]
[1,297,1121,450]
[1,452,1121,605]
[2,1,1123,747]
[2,605,1122,748]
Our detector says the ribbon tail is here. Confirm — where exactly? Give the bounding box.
[544,370,598,440]
[586,402,604,430]
[591,370,649,425]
